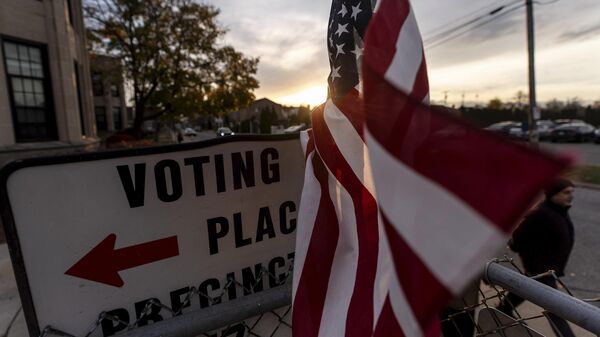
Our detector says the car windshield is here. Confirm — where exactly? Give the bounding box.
[487,122,516,130]
[218,128,232,133]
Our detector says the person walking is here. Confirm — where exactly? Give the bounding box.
[497,178,576,337]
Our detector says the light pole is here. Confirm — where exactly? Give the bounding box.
[526,0,538,143]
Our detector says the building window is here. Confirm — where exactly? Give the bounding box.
[95,107,107,131]
[66,0,74,26]
[74,60,85,136]
[91,72,103,96]
[113,107,122,130]
[110,84,119,97]
[2,40,57,142]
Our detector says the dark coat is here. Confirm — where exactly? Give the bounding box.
[509,200,575,276]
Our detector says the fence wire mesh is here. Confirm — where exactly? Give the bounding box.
[36,257,598,337]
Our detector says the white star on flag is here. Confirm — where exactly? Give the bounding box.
[351,3,362,20]
[352,44,363,59]
[335,43,346,57]
[338,4,348,17]
[329,64,341,81]
[335,23,349,37]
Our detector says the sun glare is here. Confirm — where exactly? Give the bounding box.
[276,85,328,107]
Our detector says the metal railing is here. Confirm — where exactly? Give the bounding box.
[38,259,600,337]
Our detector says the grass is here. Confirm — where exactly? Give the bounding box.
[566,165,600,186]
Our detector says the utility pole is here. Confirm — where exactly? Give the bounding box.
[526,0,538,143]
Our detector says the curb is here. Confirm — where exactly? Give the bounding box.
[574,182,600,191]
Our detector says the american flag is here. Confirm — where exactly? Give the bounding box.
[292,0,569,336]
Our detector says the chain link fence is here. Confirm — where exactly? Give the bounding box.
[36,257,600,337]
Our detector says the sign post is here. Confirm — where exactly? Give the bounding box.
[0,135,304,337]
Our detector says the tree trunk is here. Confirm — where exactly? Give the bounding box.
[133,103,145,132]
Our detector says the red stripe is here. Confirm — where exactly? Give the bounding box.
[363,63,569,232]
[305,129,315,161]
[311,105,379,337]
[381,211,450,332]
[332,89,365,140]
[408,53,429,100]
[363,0,411,77]
[292,154,340,337]
[373,296,407,337]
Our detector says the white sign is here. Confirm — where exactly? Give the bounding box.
[0,137,304,337]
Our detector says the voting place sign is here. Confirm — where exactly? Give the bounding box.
[0,135,304,337]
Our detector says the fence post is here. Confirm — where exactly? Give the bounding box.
[484,261,600,334]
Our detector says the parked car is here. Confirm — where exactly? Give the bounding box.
[554,119,585,125]
[484,121,520,136]
[536,120,556,141]
[593,128,600,144]
[550,122,596,142]
[183,127,197,137]
[216,127,234,137]
[283,124,307,134]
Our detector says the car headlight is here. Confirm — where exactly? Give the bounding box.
[594,129,600,135]
[231,132,235,135]
[220,133,224,136]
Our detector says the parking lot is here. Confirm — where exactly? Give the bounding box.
[541,142,600,166]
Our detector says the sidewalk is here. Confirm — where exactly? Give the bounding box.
[0,242,594,337]
[0,244,26,337]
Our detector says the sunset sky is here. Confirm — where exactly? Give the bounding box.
[206,0,600,108]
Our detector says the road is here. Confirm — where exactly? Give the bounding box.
[499,186,600,302]
[562,186,600,300]
[541,142,600,166]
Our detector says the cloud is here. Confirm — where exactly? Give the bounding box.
[558,23,600,42]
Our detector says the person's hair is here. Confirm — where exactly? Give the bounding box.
[544,178,574,200]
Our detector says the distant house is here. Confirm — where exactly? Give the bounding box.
[229,98,285,132]
[90,54,128,135]
[0,0,97,165]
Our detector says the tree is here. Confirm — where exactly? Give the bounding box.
[85,0,259,131]
[290,105,311,126]
[487,98,503,110]
[545,98,565,112]
[259,107,278,134]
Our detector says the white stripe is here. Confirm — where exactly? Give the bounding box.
[388,269,423,337]
[323,99,376,197]
[292,151,321,300]
[384,6,424,95]
[366,131,507,294]
[374,0,381,12]
[317,171,359,337]
[373,212,392,329]
[300,130,311,156]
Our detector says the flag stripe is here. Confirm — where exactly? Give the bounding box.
[384,7,423,95]
[312,106,380,337]
[373,297,408,337]
[381,212,451,328]
[292,154,340,337]
[292,150,320,297]
[386,273,423,337]
[372,213,393,328]
[366,130,508,294]
[317,175,360,337]
[331,89,366,139]
[323,99,375,196]
[363,67,568,232]
[364,0,410,77]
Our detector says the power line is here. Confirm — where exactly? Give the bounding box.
[426,2,525,50]
[423,0,516,37]
[423,0,521,45]
[423,0,561,51]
